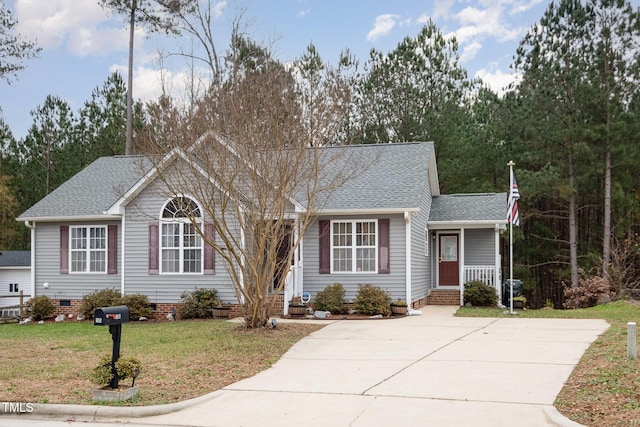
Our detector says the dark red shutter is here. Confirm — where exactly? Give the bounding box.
[319,220,330,274]
[204,221,215,275]
[148,221,159,275]
[60,226,69,274]
[107,225,118,274]
[378,219,390,274]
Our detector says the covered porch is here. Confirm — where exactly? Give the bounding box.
[428,225,505,306]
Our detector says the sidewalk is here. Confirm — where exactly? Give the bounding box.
[2,306,608,427]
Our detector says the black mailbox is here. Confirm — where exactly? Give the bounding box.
[94,305,130,326]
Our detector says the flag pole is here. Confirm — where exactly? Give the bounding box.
[508,160,515,315]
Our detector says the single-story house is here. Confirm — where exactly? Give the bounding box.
[17,135,507,317]
[0,250,31,317]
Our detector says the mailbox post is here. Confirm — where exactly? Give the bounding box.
[94,305,130,389]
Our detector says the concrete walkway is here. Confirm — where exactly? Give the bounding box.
[2,306,609,427]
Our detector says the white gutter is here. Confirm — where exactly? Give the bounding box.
[121,214,126,297]
[24,221,36,298]
[311,208,420,215]
[429,220,507,229]
[17,214,122,223]
[404,211,412,304]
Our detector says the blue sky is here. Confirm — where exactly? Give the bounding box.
[0,0,607,140]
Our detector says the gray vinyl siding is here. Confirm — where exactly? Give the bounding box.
[303,214,406,302]
[122,174,236,304]
[464,229,495,265]
[410,174,434,302]
[33,221,121,300]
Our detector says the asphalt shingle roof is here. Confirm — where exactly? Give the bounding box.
[18,156,150,220]
[308,142,434,211]
[18,141,503,223]
[0,251,31,267]
[428,193,507,222]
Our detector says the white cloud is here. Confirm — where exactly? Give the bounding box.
[13,0,162,58]
[212,1,228,19]
[109,62,212,104]
[450,4,524,45]
[509,0,545,15]
[475,67,521,95]
[432,0,454,19]
[366,14,400,42]
[460,41,482,63]
[15,0,111,51]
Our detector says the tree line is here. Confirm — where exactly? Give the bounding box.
[1,0,639,306]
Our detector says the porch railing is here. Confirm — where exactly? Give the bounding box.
[464,265,498,290]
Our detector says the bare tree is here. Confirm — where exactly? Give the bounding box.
[143,48,358,328]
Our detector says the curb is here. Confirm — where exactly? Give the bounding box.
[3,390,223,420]
[543,406,586,427]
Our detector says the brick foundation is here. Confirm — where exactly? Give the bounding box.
[48,298,284,321]
[426,289,461,306]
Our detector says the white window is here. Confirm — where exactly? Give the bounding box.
[331,220,377,273]
[161,196,203,274]
[70,226,107,272]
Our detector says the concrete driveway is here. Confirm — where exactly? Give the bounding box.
[1,306,609,427]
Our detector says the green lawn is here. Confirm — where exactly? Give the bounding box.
[457,300,640,427]
[0,319,322,405]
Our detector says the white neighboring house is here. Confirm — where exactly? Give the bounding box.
[0,250,31,317]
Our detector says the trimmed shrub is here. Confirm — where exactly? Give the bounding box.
[314,283,347,314]
[463,280,498,307]
[178,288,221,319]
[354,284,391,316]
[24,295,55,321]
[89,354,142,387]
[120,294,153,320]
[79,288,121,319]
[563,275,612,309]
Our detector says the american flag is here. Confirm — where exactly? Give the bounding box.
[507,168,520,226]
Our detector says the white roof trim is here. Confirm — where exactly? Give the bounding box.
[16,215,123,222]
[106,149,178,215]
[428,150,440,197]
[314,208,420,215]
[428,220,507,230]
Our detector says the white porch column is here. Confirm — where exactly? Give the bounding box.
[459,228,465,306]
[495,226,502,303]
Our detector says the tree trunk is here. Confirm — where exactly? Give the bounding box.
[568,147,579,287]
[125,0,136,155]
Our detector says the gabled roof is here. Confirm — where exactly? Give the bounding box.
[18,141,438,221]
[428,193,507,227]
[308,142,436,213]
[0,251,31,267]
[18,156,151,221]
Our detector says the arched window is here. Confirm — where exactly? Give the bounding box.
[160,196,203,273]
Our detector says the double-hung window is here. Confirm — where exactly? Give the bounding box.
[70,226,107,273]
[331,220,377,273]
[160,196,203,274]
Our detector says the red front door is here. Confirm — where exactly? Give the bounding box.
[439,234,459,286]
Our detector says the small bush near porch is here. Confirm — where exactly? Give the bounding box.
[463,280,498,307]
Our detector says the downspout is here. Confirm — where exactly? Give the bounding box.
[121,215,126,296]
[495,225,501,304]
[24,221,36,298]
[459,228,465,306]
[404,212,412,304]
[238,208,246,306]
